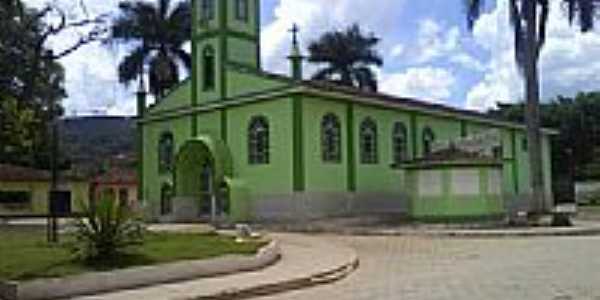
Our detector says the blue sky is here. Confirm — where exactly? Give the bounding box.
[24,0,600,116]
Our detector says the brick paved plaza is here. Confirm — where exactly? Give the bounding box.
[258,235,600,300]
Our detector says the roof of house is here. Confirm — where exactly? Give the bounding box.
[0,164,87,182]
[92,168,137,185]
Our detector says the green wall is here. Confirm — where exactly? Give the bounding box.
[353,104,411,193]
[147,81,192,113]
[226,68,289,99]
[226,97,294,197]
[408,166,505,219]
[301,97,348,192]
[142,116,192,212]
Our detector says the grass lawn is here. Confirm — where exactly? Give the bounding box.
[0,226,265,281]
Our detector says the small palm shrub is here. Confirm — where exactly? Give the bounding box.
[71,197,145,264]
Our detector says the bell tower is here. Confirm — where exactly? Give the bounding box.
[192,0,261,104]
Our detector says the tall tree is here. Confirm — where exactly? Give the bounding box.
[108,0,192,99]
[0,0,105,168]
[308,24,383,92]
[466,0,599,213]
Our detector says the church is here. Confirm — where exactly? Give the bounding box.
[138,0,555,222]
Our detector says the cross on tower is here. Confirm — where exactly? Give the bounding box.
[289,23,300,46]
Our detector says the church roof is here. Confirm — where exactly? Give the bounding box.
[300,80,557,134]
[226,64,558,135]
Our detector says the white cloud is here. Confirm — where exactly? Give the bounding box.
[467,0,600,111]
[392,18,485,73]
[380,67,456,102]
[412,19,461,64]
[449,53,486,72]
[261,0,406,76]
[390,44,405,58]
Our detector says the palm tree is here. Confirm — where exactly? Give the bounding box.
[108,0,191,99]
[466,0,598,215]
[308,24,383,92]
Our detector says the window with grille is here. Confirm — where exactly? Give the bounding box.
[158,132,175,173]
[360,118,378,164]
[200,0,214,21]
[422,127,435,156]
[248,116,270,164]
[392,122,408,164]
[235,0,248,21]
[202,46,215,91]
[322,113,342,163]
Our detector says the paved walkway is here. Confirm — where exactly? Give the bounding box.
[345,220,600,237]
[256,235,600,300]
[72,234,356,300]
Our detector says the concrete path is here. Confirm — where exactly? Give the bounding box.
[72,234,357,300]
[256,235,600,300]
[345,220,600,237]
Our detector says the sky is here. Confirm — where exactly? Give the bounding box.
[23,0,600,116]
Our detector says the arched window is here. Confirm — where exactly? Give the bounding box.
[158,132,174,173]
[200,0,214,21]
[360,118,378,164]
[392,122,408,164]
[422,127,435,156]
[203,46,215,91]
[248,116,269,165]
[160,183,173,215]
[321,113,342,163]
[235,0,248,21]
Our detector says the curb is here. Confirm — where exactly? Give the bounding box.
[332,226,600,238]
[262,224,600,238]
[191,251,359,300]
[0,241,281,300]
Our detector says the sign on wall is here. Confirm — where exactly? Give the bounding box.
[432,129,502,157]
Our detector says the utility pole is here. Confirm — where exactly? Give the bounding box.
[48,87,59,243]
[39,48,58,243]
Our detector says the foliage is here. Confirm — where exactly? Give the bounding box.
[71,197,145,264]
[0,0,106,168]
[465,0,600,211]
[0,94,38,164]
[307,24,383,92]
[489,91,600,181]
[108,0,192,98]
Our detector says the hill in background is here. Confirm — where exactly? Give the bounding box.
[60,116,136,175]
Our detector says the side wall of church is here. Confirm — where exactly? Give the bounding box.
[284,94,554,220]
[226,97,296,219]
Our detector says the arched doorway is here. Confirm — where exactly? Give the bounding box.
[173,135,233,222]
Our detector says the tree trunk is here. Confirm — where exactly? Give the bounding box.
[524,0,546,214]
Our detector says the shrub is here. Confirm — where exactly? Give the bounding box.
[71,197,145,264]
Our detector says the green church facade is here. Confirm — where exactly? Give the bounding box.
[138,0,555,222]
